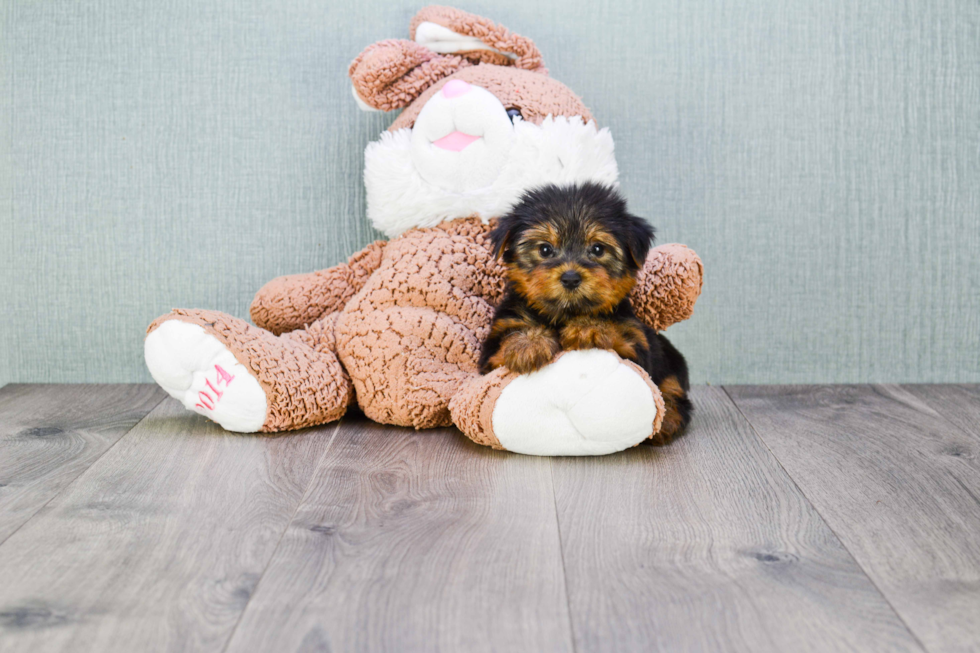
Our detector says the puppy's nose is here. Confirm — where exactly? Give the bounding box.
[560,270,582,289]
[442,79,470,98]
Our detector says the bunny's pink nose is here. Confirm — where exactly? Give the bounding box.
[442,79,470,98]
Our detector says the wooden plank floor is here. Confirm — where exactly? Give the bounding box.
[727,385,980,653]
[0,384,977,652]
[0,384,165,545]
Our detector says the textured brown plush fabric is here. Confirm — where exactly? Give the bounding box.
[630,244,705,332]
[148,308,354,431]
[350,5,549,113]
[250,240,386,336]
[448,367,511,449]
[335,218,506,429]
[451,49,513,67]
[349,40,471,112]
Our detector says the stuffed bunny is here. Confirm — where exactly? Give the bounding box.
[144,5,703,455]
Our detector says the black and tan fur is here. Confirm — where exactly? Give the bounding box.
[480,182,693,442]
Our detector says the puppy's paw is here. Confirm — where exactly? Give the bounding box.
[560,320,616,350]
[560,317,646,360]
[489,326,560,374]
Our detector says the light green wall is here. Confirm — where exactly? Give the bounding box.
[3,0,979,386]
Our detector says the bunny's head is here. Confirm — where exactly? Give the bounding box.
[350,6,618,237]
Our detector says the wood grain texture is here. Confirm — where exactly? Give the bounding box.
[552,386,923,653]
[728,384,980,653]
[223,417,573,653]
[901,384,980,440]
[0,384,165,544]
[0,398,337,653]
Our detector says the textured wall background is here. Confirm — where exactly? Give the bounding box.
[2,0,979,387]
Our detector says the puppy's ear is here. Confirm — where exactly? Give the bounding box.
[490,215,520,261]
[621,213,656,269]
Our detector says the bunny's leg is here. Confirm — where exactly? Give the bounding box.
[144,309,353,432]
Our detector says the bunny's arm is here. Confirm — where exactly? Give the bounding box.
[629,244,704,332]
[250,241,387,335]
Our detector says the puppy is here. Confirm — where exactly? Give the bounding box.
[480,182,693,442]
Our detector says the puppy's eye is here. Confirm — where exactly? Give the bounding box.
[538,243,555,258]
[589,243,605,257]
[506,108,523,123]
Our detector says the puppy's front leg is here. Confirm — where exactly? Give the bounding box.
[488,323,561,374]
[560,316,648,362]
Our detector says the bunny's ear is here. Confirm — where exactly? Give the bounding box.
[349,7,547,112]
[348,39,470,112]
[409,6,547,74]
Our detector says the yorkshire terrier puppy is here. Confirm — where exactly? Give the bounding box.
[480,182,693,442]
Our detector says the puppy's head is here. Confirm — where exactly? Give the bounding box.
[491,183,655,318]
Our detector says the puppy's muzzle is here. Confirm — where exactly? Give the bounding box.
[560,270,582,289]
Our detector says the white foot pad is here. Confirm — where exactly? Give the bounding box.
[144,320,267,432]
[492,350,657,456]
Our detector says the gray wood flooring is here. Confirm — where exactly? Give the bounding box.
[0,383,977,652]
